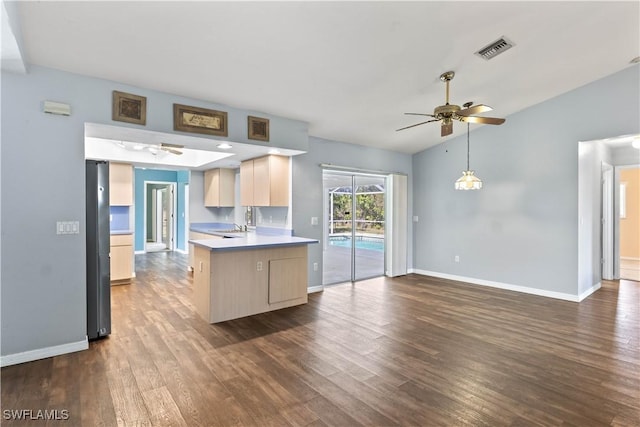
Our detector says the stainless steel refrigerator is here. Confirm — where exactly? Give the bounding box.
[86,160,111,340]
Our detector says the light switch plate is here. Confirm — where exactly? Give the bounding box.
[57,221,80,235]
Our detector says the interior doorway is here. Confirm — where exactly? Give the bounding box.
[322,170,386,285]
[618,166,640,281]
[602,163,614,280]
[144,182,177,252]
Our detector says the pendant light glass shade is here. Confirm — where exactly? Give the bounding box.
[455,122,483,190]
[455,170,483,190]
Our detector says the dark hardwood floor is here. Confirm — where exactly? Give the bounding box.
[2,251,639,426]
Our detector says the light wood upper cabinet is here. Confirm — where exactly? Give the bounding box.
[240,160,255,206]
[240,155,289,207]
[109,162,133,206]
[204,168,235,207]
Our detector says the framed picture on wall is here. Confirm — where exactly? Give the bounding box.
[248,116,269,142]
[173,104,228,137]
[112,91,146,125]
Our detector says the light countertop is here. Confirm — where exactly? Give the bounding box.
[190,233,318,251]
[110,230,133,235]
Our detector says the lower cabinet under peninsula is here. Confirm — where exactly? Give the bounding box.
[191,236,316,323]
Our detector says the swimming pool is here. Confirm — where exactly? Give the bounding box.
[329,236,385,252]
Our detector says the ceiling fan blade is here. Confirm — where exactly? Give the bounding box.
[441,122,453,137]
[457,104,493,117]
[161,147,183,155]
[404,112,436,117]
[460,116,505,125]
[396,119,440,132]
[160,142,184,149]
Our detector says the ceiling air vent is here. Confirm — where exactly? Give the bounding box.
[475,37,514,61]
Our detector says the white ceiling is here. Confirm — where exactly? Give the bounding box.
[84,122,305,170]
[7,1,640,155]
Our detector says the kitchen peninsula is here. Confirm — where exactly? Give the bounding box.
[189,226,317,323]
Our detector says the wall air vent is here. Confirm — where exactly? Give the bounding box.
[475,37,514,61]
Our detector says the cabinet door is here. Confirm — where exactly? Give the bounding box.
[268,155,290,207]
[268,257,306,304]
[252,156,270,206]
[109,163,133,206]
[218,169,235,207]
[204,169,220,207]
[204,169,235,207]
[111,245,133,281]
[240,160,254,206]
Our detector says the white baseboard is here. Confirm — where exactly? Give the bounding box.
[175,248,188,255]
[620,256,640,261]
[578,282,601,302]
[307,285,324,294]
[0,338,88,367]
[134,250,145,255]
[411,269,581,302]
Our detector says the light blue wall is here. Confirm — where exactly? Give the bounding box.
[0,65,308,360]
[412,66,640,298]
[134,168,187,252]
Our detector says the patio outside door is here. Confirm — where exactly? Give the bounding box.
[323,171,385,285]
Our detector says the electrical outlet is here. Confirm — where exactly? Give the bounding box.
[257,261,263,271]
[311,217,318,226]
[413,215,419,222]
[313,262,318,271]
[454,255,460,263]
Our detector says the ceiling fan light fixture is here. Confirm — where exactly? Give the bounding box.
[455,122,482,191]
[455,170,483,190]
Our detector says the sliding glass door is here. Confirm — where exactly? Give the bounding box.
[353,174,385,281]
[323,171,385,285]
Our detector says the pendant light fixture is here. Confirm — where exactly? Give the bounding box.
[455,117,483,190]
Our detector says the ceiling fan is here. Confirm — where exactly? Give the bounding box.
[397,71,506,137]
[115,141,184,155]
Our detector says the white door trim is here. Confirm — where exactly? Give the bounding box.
[143,181,178,252]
